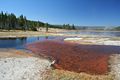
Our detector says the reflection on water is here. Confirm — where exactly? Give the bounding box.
[45,36,48,39]
[0,36,57,49]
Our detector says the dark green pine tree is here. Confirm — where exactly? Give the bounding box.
[11,13,17,30]
[18,15,25,31]
[0,12,2,30]
[24,16,27,31]
[0,11,4,30]
[72,24,75,30]
[45,23,49,32]
[1,11,4,29]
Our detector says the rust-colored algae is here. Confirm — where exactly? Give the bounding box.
[26,40,120,75]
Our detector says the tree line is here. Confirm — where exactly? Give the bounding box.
[0,11,76,31]
[0,11,45,31]
[50,24,76,30]
[112,26,120,31]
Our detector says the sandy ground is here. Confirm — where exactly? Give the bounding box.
[0,31,47,38]
[0,30,65,38]
[109,54,120,80]
[0,49,52,80]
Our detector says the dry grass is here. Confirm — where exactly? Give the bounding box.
[0,31,47,37]
[44,69,114,80]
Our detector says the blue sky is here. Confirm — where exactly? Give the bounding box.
[0,0,120,26]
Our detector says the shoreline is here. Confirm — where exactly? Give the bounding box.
[0,30,120,79]
[0,48,117,80]
[0,46,119,80]
[0,30,120,37]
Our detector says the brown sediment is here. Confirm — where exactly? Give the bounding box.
[26,40,120,75]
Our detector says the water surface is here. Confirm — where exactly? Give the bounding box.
[0,36,59,49]
[27,40,120,74]
[61,31,120,37]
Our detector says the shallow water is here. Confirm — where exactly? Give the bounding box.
[27,41,120,74]
[0,36,60,49]
[61,31,120,37]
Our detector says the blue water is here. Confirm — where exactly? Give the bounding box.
[0,36,58,49]
[61,31,120,37]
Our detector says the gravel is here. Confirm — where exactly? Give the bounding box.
[0,57,51,80]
